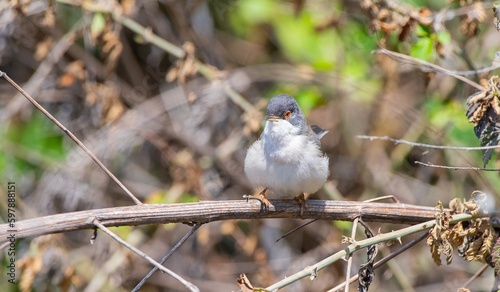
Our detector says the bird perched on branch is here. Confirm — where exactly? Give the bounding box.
[244,94,329,216]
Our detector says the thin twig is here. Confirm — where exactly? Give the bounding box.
[328,231,428,292]
[461,263,489,289]
[438,64,500,76]
[415,161,500,171]
[111,12,185,59]
[357,135,500,151]
[0,71,142,205]
[222,84,255,114]
[342,198,395,290]
[275,219,318,243]
[364,195,399,203]
[92,219,199,292]
[357,219,377,292]
[345,218,359,292]
[265,213,474,291]
[133,224,202,292]
[373,48,485,91]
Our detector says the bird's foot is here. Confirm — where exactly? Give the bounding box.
[244,188,271,212]
[294,193,307,218]
[257,188,271,212]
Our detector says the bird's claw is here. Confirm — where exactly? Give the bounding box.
[294,193,307,218]
[244,188,270,212]
[257,189,271,212]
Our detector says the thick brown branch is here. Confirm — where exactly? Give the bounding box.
[0,200,442,243]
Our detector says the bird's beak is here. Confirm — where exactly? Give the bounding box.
[266,115,282,122]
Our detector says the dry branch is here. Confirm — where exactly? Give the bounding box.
[0,199,442,243]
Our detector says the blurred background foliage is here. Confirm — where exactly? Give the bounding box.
[0,0,499,291]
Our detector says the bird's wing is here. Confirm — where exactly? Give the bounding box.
[310,125,328,139]
[309,125,328,146]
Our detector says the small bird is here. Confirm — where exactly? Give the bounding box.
[244,94,329,216]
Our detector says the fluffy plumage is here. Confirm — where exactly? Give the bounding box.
[244,94,329,197]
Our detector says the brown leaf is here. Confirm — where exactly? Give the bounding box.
[492,237,500,274]
[427,234,442,266]
[41,9,55,27]
[478,228,494,260]
[236,273,255,292]
[465,76,500,166]
[59,60,86,88]
[166,67,179,82]
[418,8,433,25]
[34,37,53,60]
[18,255,43,292]
[58,74,76,88]
[102,31,123,74]
[121,0,136,15]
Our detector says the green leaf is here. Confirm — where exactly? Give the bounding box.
[91,12,106,36]
[273,12,338,68]
[410,37,433,61]
[235,0,276,25]
[228,0,277,37]
[295,88,323,114]
[414,24,429,37]
[436,31,451,44]
[179,193,199,203]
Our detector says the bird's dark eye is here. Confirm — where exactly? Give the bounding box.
[284,110,292,119]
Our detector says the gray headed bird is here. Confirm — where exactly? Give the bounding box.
[244,94,329,216]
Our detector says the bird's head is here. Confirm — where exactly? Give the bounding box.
[265,94,306,134]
